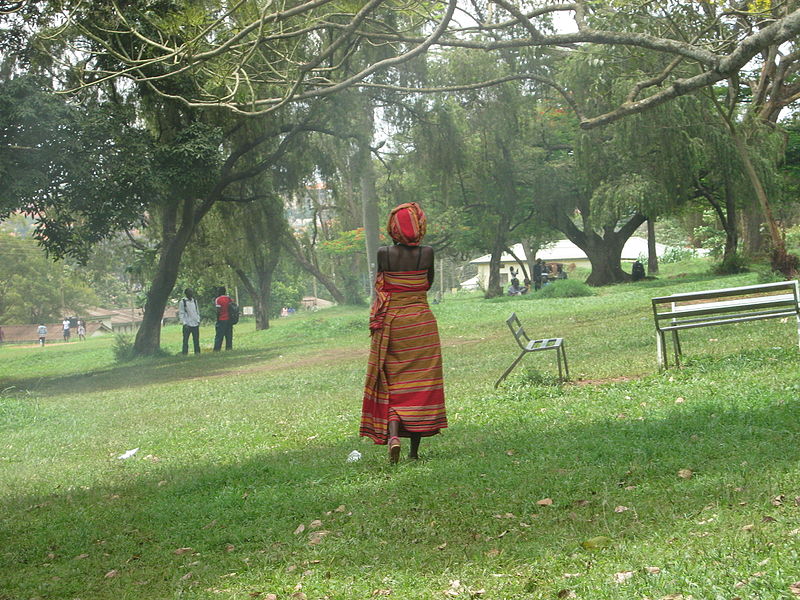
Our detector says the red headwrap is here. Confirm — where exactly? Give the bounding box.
[387,202,426,246]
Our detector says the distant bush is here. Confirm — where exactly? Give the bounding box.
[660,246,698,264]
[534,279,595,298]
[112,333,135,362]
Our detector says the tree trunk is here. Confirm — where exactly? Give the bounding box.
[485,241,505,298]
[521,237,541,282]
[133,204,195,355]
[282,234,346,305]
[721,183,739,267]
[556,211,647,286]
[739,202,765,257]
[358,111,380,299]
[728,122,796,275]
[583,237,630,286]
[646,217,659,275]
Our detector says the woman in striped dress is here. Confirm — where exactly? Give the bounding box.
[360,203,448,463]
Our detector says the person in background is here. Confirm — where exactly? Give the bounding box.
[77,320,86,341]
[521,278,531,294]
[533,258,544,291]
[213,286,234,351]
[37,323,47,346]
[179,288,202,355]
[360,202,447,463]
[557,264,567,280]
[62,317,71,342]
[631,260,645,282]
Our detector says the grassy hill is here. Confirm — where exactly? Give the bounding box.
[2,259,800,599]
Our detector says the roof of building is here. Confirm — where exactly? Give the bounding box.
[469,236,669,264]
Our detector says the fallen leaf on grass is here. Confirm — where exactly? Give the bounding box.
[75,554,89,560]
[292,593,307,600]
[645,566,661,574]
[741,524,755,531]
[790,582,800,595]
[614,505,629,513]
[485,549,500,557]
[203,520,217,530]
[574,499,589,506]
[372,589,392,596]
[308,531,328,546]
[675,397,685,404]
[613,571,634,583]
[557,590,577,599]
[659,595,691,600]
[181,572,193,581]
[562,573,582,578]
[174,548,193,555]
[493,513,515,519]
[443,580,463,597]
[772,495,785,506]
[264,595,278,600]
[436,542,447,550]
[309,519,323,529]
[506,449,516,456]
[294,524,305,535]
[677,469,693,479]
[105,569,119,578]
[762,516,777,523]
[536,498,553,506]
[225,544,235,552]
[334,505,346,512]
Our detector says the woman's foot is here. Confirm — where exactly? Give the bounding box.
[388,436,401,464]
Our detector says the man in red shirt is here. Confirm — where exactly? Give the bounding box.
[213,286,234,351]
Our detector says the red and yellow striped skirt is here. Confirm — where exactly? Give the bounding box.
[360,292,447,444]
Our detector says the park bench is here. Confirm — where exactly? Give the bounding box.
[651,280,800,369]
[495,312,569,387]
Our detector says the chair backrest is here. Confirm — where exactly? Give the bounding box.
[506,312,530,350]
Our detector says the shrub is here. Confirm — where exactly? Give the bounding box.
[660,246,698,264]
[112,333,135,362]
[534,279,595,298]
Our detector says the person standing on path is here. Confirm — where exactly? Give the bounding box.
[77,320,86,341]
[213,286,234,351]
[62,318,71,342]
[179,288,202,355]
[360,202,448,464]
[37,323,47,346]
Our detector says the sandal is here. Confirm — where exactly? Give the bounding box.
[388,436,401,464]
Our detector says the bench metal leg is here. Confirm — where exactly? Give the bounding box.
[560,343,570,381]
[671,330,681,367]
[495,350,527,388]
[657,331,667,370]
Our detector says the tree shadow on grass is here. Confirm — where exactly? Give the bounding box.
[3,356,800,598]
[0,346,287,398]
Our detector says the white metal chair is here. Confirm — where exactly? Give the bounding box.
[495,312,569,388]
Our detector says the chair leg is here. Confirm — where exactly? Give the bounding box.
[560,343,569,381]
[556,347,563,381]
[495,351,527,388]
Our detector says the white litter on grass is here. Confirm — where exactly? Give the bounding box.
[117,448,139,459]
[346,450,362,463]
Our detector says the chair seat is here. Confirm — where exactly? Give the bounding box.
[525,337,562,351]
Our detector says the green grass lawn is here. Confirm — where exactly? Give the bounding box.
[3,260,800,599]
